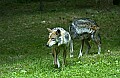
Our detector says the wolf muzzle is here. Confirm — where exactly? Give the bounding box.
[46,44,50,47]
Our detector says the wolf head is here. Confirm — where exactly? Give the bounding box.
[46,28,61,47]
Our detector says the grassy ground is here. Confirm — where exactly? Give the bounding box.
[0,1,120,78]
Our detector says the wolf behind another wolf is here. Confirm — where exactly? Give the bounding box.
[69,18,101,58]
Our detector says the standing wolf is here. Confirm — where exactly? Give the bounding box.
[46,27,73,68]
[69,18,101,58]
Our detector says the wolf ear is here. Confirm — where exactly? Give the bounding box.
[56,29,61,36]
[47,28,52,33]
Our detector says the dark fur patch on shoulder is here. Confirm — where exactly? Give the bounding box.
[65,33,69,40]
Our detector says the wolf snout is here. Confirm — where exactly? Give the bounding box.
[46,44,49,47]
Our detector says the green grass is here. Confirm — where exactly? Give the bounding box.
[0,1,120,78]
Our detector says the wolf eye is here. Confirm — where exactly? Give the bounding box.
[51,38,55,41]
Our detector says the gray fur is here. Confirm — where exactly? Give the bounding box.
[47,27,73,68]
[69,18,101,58]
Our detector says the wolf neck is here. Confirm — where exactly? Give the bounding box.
[53,27,69,46]
[58,32,70,46]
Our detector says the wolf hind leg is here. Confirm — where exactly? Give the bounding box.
[94,33,101,54]
[62,46,67,68]
[85,39,91,54]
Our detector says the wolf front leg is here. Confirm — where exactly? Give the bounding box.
[52,46,60,68]
[98,44,101,54]
[78,40,84,58]
[70,40,73,58]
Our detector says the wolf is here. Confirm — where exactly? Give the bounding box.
[46,27,73,68]
[69,18,101,58]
